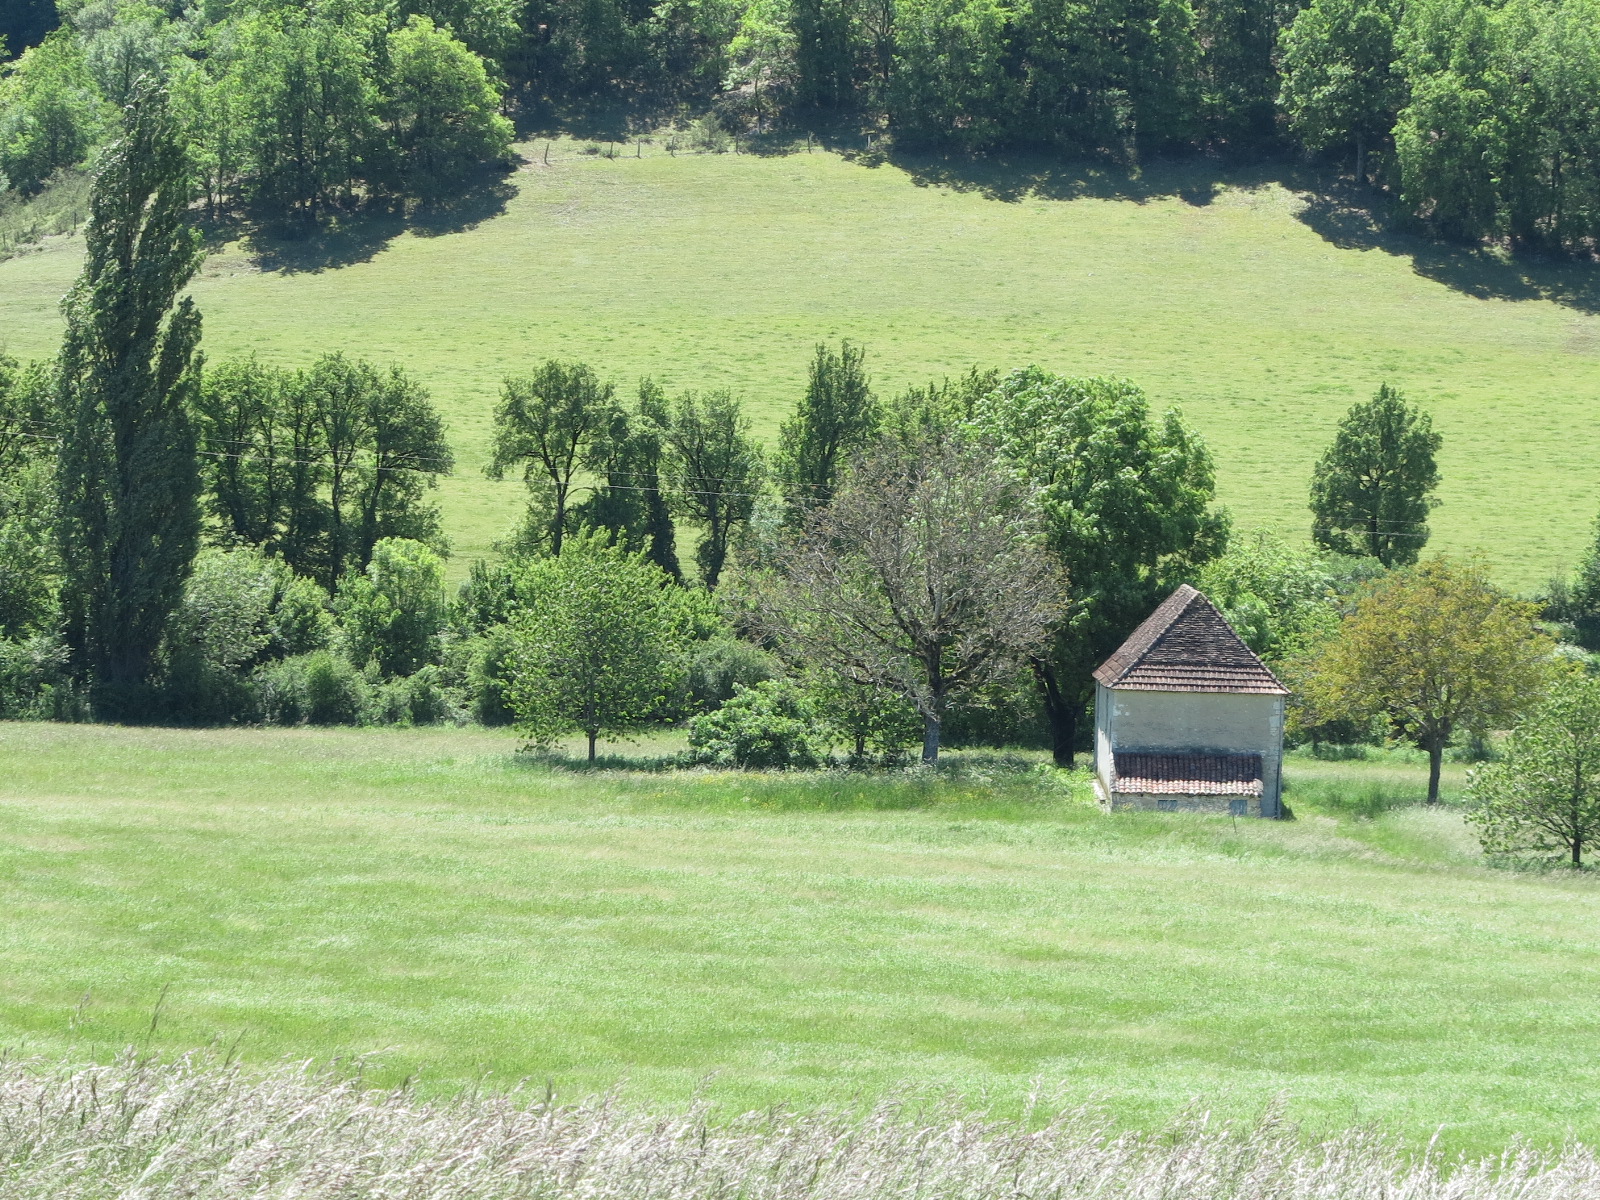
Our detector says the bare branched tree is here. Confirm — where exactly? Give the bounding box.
[757,439,1067,764]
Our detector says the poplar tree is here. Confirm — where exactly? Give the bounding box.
[56,84,204,717]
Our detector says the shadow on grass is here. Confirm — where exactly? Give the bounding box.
[1294,185,1600,315]
[879,148,1600,314]
[231,166,519,275]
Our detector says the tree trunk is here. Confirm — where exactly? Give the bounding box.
[921,713,941,765]
[1354,131,1366,187]
[1573,829,1582,867]
[1427,741,1443,804]
[1035,661,1079,769]
[587,729,597,763]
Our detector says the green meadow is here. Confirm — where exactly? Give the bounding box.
[2,145,1600,585]
[2,720,1598,1156]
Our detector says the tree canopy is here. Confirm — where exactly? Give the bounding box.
[1310,384,1441,568]
[1298,556,1552,803]
[973,369,1227,767]
[1469,671,1600,867]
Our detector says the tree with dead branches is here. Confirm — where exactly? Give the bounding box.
[755,439,1066,764]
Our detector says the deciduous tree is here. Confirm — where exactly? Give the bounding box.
[973,369,1227,767]
[507,531,691,761]
[1298,556,1552,803]
[490,360,616,557]
[757,438,1065,764]
[1469,671,1600,867]
[1310,384,1440,568]
[774,339,879,525]
[660,389,764,589]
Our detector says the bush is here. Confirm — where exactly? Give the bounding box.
[364,664,464,727]
[0,634,86,720]
[256,651,367,726]
[684,635,780,713]
[686,680,822,769]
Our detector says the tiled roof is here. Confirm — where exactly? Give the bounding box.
[1093,585,1289,694]
[1111,752,1264,796]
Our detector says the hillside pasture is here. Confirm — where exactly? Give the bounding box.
[0,721,1596,1155]
[2,147,1599,584]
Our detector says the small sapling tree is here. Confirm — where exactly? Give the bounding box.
[1309,385,1441,567]
[1299,557,1551,803]
[1468,672,1600,867]
[507,531,690,761]
[757,438,1066,764]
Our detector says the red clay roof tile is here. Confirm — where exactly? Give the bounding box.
[1093,585,1289,694]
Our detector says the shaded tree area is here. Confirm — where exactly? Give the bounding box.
[194,355,453,592]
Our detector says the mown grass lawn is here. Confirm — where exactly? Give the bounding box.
[0,720,1595,1155]
[2,147,1599,585]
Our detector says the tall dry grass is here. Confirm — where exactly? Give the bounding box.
[0,1055,1594,1199]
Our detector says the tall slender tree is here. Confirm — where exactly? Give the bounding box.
[774,340,880,525]
[56,83,204,717]
[660,390,765,590]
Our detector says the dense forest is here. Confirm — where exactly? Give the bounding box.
[4,0,1600,251]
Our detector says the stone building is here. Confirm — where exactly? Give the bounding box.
[1092,584,1289,817]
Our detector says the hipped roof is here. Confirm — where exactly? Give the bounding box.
[1093,585,1289,695]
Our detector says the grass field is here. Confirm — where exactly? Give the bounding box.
[3,146,1600,586]
[2,720,1597,1155]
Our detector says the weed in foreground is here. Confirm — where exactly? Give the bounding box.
[0,1054,1594,1198]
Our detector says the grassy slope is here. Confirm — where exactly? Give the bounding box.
[1,720,1596,1155]
[2,147,1600,584]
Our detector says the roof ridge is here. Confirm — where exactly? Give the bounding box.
[1092,585,1289,695]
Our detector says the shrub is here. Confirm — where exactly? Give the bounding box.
[364,664,464,727]
[257,651,367,726]
[686,680,822,769]
[335,539,446,678]
[0,634,85,721]
[685,635,780,713]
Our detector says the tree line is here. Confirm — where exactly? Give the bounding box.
[10,0,1600,254]
[1,0,512,221]
[6,84,1598,870]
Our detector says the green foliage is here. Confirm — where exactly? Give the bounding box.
[256,649,367,725]
[55,82,203,719]
[1279,0,1402,173]
[1392,0,1600,251]
[1194,532,1344,662]
[195,354,452,590]
[805,672,921,763]
[1309,383,1440,568]
[76,0,190,109]
[774,340,879,524]
[507,532,692,760]
[569,378,681,580]
[685,634,781,713]
[0,30,105,193]
[490,360,616,557]
[974,369,1227,765]
[660,389,766,589]
[384,15,512,204]
[686,678,824,768]
[334,537,447,678]
[1468,670,1600,866]
[1298,556,1553,802]
[0,632,83,719]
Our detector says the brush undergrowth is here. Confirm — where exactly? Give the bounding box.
[1,1054,1595,1199]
